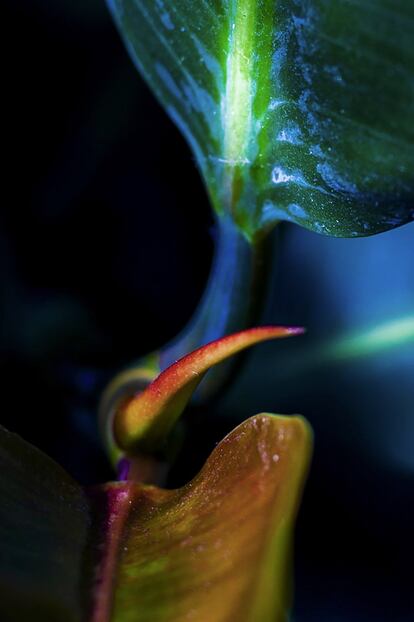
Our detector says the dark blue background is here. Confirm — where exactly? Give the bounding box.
[2,2,414,620]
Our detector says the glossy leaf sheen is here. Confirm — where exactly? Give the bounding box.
[108,0,414,239]
[95,414,311,622]
[114,326,303,452]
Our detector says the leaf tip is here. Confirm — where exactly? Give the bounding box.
[285,326,306,336]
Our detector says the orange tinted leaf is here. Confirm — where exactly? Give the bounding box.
[91,413,312,622]
[0,414,311,621]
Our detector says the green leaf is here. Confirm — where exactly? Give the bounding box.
[0,426,91,622]
[93,414,312,622]
[107,0,414,239]
[0,416,312,622]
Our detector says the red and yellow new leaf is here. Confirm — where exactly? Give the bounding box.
[114,326,304,453]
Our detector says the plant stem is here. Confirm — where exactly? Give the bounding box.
[160,215,273,399]
[100,217,275,466]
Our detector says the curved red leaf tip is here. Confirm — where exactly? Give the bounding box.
[114,326,305,453]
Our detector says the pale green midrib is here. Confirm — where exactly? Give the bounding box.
[223,0,257,165]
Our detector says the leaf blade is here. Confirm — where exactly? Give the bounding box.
[108,0,414,238]
[0,427,91,622]
[113,326,303,452]
[0,414,311,622]
[100,414,312,622]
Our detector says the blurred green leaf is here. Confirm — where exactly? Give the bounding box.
[0,426,90,622]
[322,314,414,361]
[107,0,414,239]
[0,414,311,621]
